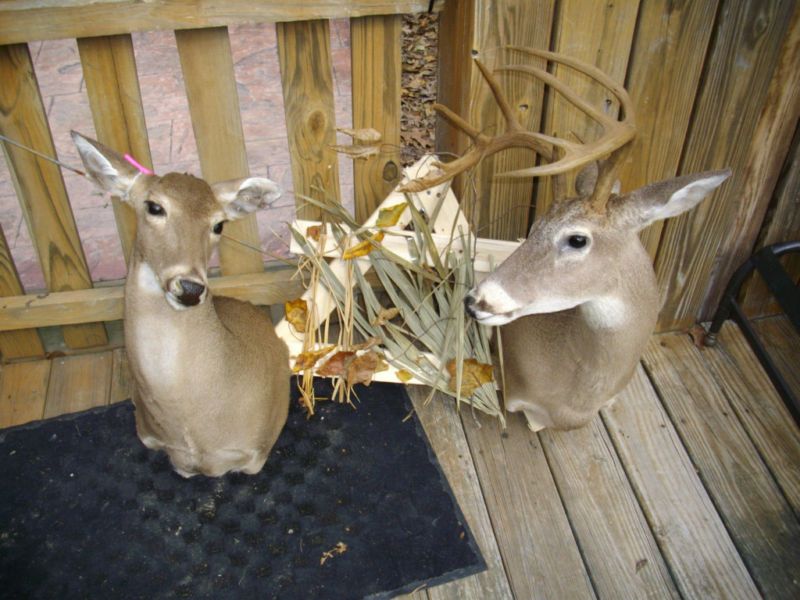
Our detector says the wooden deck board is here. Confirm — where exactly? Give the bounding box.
[1,319,798,598]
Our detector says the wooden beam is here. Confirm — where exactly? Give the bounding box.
[350,14,403,222]
[176,27,265,275]
[277,19,341,216]
[0,43,108,349]
[0,0,442,45]
[0,269,302,332]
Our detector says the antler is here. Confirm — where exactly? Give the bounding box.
[399,48,636,211]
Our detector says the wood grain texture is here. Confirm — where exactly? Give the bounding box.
[602,365,760,599]
[0,0,439,44]
[539,417,679,599]
[701,4,800,320]
[407,388,513,600]
[0,221,45,359]
[618,0,720,258]
[643,333,800,597]
[110,347,134,405]
[278,19,341,217]
[350,15,402,222]
[437,0,555,240]
[537,0,639,213]
[44,352,112,418]
[654,0,796,331]
[77,33,148,263]
[461,411,596,599]
[742,124,800,317]
[0,360,50,427]
[175,27,264,276]
[0,43,108,350]
[701,320,800,518]
[0,268,302,331]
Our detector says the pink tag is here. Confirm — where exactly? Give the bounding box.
[124,153,154,176]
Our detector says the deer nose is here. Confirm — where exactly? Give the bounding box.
[464,293,479,319]
[176,279,206,306]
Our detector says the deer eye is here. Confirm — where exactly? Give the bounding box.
[212,221,225,235]
[145,201,165,217]
[567,235,588,249]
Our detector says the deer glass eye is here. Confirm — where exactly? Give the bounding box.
[145,201,165,217]
[568,235,588,249]
[212,221,225,235]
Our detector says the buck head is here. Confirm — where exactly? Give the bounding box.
[464,166,731,326]
[72,131,280,310]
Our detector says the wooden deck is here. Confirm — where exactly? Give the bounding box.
[1,317,799,599]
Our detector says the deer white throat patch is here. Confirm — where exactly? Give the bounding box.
[580,296,629,329]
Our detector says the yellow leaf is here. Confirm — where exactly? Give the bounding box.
[285,298,308,333]
[396,369,413,383]
[375,203,407,227]
[446,358,494,398]
[293,346,335,373]
[342,232,384,260]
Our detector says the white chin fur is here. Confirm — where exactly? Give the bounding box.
[473,312,514,326]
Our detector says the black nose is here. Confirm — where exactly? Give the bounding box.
[464,294,478,319]
[177,279,206,306]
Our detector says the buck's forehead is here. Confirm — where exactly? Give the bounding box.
[147,173,219,216]
[532,197,604,234]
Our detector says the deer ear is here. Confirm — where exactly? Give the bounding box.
[71,131,141,200]
[610,169,731,231]
[212,177,282,220]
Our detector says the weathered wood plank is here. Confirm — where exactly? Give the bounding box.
[0,268,302,332]
[0,0,440,45]
[437,0,555,240]
[618,0,720,258]
[702,5,800,320]
[277,19,341,216]
[0,222,45,360]
[752,316,800,401]
[350,14,402,222]
[175,26,264,276]
[602,365,760,599]
[701,320,800,518]
[538,0,639,213]
[0,360,50,427]
[741,124,800,317]
[654,0,796,331]
[44,352,113,418]
[0,43,108,350]
[539,417,679,599]
[77,33,149,263]
[407,388,513,599]
[110,347,134,405]
[643,333,800,598]
[461,411,596,599]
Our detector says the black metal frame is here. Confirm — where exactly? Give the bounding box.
[705,241,800,425]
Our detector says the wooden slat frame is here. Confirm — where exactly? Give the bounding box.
[0,43,108,350]
[350,14,403,222]
[0,0,440,45]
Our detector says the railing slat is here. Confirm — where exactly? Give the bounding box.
[350,14,402,222]
[0,43,108,350]
[277,19,341,217]
[175,27,264,275]
[77,34,147,264]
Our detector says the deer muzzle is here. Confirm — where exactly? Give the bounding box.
[166,277,208,309]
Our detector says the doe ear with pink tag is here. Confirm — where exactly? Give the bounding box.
[124,154,154,176]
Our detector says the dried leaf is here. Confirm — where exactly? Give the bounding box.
[347,351,386,386]
[396,369,413,383]
[317,351,355,377]
[285,298,308,333]
[371,307,400,326]
[337,127,382,143]
[320,542,348,565]
[688,324,707,349]
[351,337,382,352]
[342,232,384,260]
[330,144,380,160]
[293,346,335,373]
[375,203,407,228]
[446,358,494,398]
[306,225,323,242]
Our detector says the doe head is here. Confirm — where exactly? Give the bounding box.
[71,131,280,310]
[464,165,731,326]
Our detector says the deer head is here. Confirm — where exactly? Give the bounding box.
[72,132,280,310]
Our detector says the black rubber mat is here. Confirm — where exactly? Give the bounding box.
[0,379,483,599]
